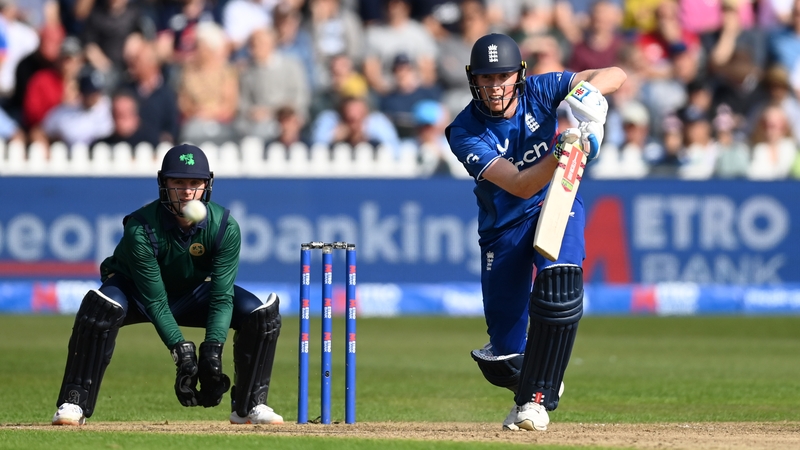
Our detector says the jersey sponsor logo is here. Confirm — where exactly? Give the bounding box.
[466,153,480,164]
[189,243,205,256]
[495,138,509,155]
[485,251,494,271]
[508,142,549,167]
[488,44,498,62]
[525,113,540,132]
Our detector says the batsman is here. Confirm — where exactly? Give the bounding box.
[445,33,626,431]
[52,144,284,426]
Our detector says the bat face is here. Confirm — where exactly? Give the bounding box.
[533,142,586,261]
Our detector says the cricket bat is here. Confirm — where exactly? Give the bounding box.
[533,142,587,261]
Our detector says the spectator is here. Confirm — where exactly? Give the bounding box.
[436,0,488,118]
[124,40,179,144]
[37,68,114,147]
[410,0,465,40]
[509,1,571,72]
[567,0,625,73]
[91,90,159,148]
[177,22,238,145]
[747,102,797,179]
[713,105,751,178]
[307,0,364,90]
[273,5,316,92]
[22,36,83,132]
[362,0,438,94]
[265,105,308,150]
[222,0,275,55]
[635,0,702,80]
[679,109,718,179]
[554,0,624,43]
[379,53,441,138]
[622,0,663,34]
[0,104,23,142]
[767,0,800,73]
[411,99,464,177]
[744,65,800,143]
[155,0,217,79]
[8,23,64,124]
[309,52,368,120]
[649,114,686,177]
[0,0,40,103]
[591,100,654,179]
[310,95,400,153]
[236,27,310,141]
[81,0,147,90]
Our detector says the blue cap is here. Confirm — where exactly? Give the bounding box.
[413,100,443,126]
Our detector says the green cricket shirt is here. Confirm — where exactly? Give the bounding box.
[100,200,240,348]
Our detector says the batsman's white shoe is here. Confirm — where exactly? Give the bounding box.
[52,403,86,426]
[503,402,549,431]
[229,404,284,424]
[502,382,565,431]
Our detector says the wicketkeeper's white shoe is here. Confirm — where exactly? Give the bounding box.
[229,404,284,424]
[52,403,86,426]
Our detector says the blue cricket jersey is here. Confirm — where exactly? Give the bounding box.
[445,71,576,238]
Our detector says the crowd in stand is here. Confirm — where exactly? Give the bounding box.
[1,0,799,180]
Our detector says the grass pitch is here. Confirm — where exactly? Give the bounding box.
[1,314,799,449]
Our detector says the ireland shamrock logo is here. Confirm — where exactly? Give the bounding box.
[180,154,195,165]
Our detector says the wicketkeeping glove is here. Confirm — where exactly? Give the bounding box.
[171,341,200,407]
[565,81,608,124]
[197,342,231,408]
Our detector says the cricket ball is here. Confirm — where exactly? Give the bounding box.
[182,199,207,223]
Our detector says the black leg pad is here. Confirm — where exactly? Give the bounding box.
[515,265,583,411]
[57,290,125,418]
[232,293,281,417]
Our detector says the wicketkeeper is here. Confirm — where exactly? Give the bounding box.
[52,144,283,425]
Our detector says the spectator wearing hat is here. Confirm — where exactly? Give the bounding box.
[713,104,751,178]
[309,52,368,121]
[410,99,464,177]
[22,36,83,133]
[36,68,113,147]
[590,100,655,179]
[379,53,441,139]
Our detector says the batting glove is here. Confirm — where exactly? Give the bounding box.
[171,341,200,407]
[578,121,603,162]
[565,81,608,124]
[197,342,231,408]
[553,127,581,160]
